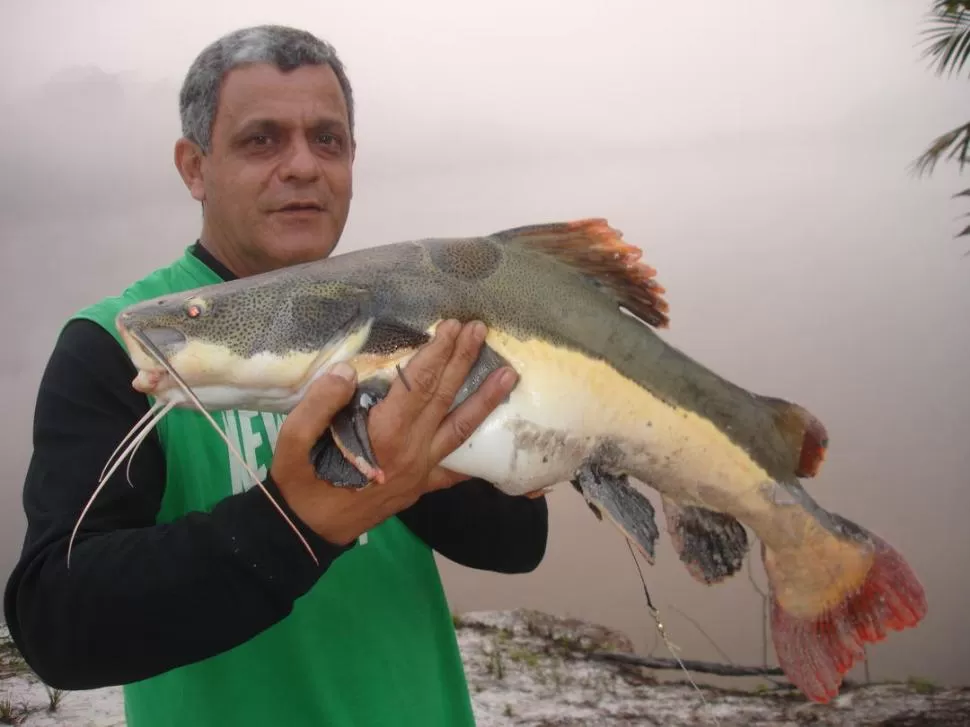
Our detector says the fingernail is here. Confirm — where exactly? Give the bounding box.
[328,361,356,381]
[440,319,460,336]
[499,368,518,387]
[471,321,486,342]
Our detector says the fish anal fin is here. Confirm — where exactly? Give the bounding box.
[761,396,830,478]
[572,464,659,563]
[661,496,749,585]
[491,219,670,329]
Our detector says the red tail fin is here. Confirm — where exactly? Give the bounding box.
[767,527,927,703]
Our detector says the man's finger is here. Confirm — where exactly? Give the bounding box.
[415,320,487,429]
[379,319,461,421]
[278,362,358,455]
[430,365,518,461]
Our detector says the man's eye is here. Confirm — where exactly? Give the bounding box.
[317,133,338,146]
[244,133,276,149]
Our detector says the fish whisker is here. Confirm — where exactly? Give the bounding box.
[124,405,167,488]
[130,330,321,567]
[98,399,166,485]
[68,399,175,567]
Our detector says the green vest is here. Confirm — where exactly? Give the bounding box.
[72,247,476,727]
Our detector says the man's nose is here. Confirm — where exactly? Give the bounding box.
[278,137,321,182]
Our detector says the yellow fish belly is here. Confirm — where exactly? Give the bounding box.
[440,330,776,509]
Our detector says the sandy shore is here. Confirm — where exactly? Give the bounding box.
[2,613,968,726]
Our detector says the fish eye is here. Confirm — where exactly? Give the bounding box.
[184,297,207,319]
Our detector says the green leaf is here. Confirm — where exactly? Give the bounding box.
[911,121,970,177]
[920,1,970,77]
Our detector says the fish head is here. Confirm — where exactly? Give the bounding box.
[115,270,373,411]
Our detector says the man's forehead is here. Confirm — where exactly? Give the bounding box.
[216,63,349,128]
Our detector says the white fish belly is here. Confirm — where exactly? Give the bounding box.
[440,403,590,495]
[438,329,776,507]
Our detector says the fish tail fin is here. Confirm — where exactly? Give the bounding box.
[762,513,927,703]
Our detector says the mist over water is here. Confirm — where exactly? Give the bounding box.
[2,0,968,690]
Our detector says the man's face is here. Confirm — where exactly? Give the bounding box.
[184,63,354,273]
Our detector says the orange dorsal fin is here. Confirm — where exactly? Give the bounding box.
[760,395,830,478]
[491,218,670,328]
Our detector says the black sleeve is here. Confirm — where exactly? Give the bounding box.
[397,479,548,574]
[2,319,355,691]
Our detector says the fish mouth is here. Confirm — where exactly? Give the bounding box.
[132,368,172,395]
[116,323,185,396]
[140,327,187,355]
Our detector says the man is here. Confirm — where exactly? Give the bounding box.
[3,25,548,727]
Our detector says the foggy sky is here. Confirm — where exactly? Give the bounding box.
[2,0,968,690]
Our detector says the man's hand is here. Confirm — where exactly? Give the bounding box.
[270,320,518,546]
[366,319,515,495]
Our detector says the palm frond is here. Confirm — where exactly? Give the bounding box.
[949,188,970,257]
[956,188,970,238]
[920,1,970,78]
[910,121,970,177]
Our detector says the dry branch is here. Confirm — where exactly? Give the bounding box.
[585,651,786,678]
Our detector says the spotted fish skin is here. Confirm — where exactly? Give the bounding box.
[115,219,927,705]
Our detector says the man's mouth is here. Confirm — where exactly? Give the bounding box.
[276,201,325,213]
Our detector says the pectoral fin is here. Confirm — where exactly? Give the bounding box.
[661,496,749,585]
[309,428,372,488]
[310,341,512,487]
[318,377,393,487]
[572,464,659,563]
[451,343,512,410]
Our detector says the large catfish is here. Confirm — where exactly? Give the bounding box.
[85,218,926,703]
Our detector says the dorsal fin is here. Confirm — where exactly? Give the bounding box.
[490,218,670,328]
[760,395,830,478]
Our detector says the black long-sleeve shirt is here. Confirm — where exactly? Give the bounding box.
[3,242,548,691]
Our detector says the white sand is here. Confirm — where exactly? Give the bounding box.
[2,616,966,726]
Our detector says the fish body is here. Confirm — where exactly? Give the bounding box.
[110,219,926,704]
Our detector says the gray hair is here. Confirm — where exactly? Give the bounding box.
[178,25,355,153]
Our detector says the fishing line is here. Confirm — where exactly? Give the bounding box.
[625,541,720,726]
[395,363,412,392]
[129,332,322,567]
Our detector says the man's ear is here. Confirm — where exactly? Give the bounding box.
[174,137,206,203]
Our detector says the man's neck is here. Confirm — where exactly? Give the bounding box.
[196,224,265,278]
[191,240,238,282]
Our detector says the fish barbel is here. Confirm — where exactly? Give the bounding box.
[85,218,926,703]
